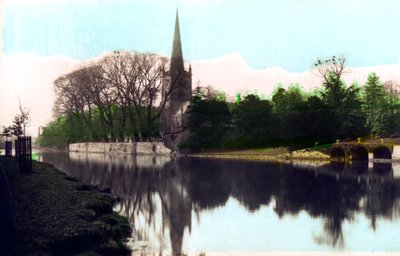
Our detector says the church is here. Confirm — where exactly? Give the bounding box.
[160,10,192,150]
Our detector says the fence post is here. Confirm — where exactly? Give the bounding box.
[15,139,19,162]
[5,141,12,157]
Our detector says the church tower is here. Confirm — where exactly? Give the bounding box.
[160,10,192,150]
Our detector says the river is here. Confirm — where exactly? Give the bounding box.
[37,151,400,255]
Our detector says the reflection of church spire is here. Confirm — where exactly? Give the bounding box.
[170,9,184,74]
[158,159,192,256]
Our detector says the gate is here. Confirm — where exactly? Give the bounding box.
[15,136,32,173]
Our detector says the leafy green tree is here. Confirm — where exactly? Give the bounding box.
[186,92,231,149]
[382,81,400,133]
[1,126,12,141]
[10,115,24,137]
[314,56,365,140]
[37,117,70,147]
[361,74,400,137]
[270,85,309,141]
[336,81,366,138]
[233,94,272,146]
[363,73,388,135]
[303,95,330,141]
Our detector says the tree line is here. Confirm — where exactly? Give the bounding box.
[38,54,400,149]
[38,51,175,146]
[183,56,400,149]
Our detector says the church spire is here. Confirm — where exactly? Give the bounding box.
[170,9,184,73]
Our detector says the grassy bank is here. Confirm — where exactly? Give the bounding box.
[0,156,131,256]
[189,146,331,162]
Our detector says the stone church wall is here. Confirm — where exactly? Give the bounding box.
[69,142,171,155]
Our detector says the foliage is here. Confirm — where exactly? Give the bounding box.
[363,73,391,134]
[185,94,231,149]
[37,105,160,147]
[11,115,24,137]
[41,52,400,149]
[184,56,400,150]
[1,126,12,141]
[40,51,168,145]
[232,94,272,145]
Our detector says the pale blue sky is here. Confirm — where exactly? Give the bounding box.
[3,0,400,72]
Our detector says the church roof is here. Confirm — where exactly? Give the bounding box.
[170,9,184,73]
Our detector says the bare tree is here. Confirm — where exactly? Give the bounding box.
[100,51,138,139]
[53,72,85,140]
[79,64,117,140]
[313,55,348,88]
[136,53,169,134]
[17,99,31,136]
[100,51,170,139]
[52,50,179,141]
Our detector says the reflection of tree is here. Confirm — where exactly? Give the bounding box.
[39,152,400,252]
[188,158,231,209]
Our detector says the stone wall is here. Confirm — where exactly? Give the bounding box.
[393,145,400,161]
[68,142,171,155]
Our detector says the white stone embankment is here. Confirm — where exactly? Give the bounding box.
[68,142,171,155]
[393,145,400,161]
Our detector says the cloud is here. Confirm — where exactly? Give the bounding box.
[0,53,79,137]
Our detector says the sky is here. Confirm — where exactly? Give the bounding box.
[3,0,400,72]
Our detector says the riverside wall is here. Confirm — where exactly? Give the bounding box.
[393,145,400,161]
[69,142,171,155]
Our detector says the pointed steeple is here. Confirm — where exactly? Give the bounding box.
[170,9,184,73]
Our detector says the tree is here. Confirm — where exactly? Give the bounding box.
[1,126,12,141]
[50,50,181,143]
[53,71,88,141]
[270,85,310,142]
[304,95,330,142]
[363,72,386,134]
[186,93,231,148]
[313,56,365,140]
[271,85,288,113]
[36,117,70,147]
[382,80,400,133]
[233,94,272,145]
[10,114,24,137]
[100,51,169,140]
[336,81,366,138]
[17,100,30,136]
[314,55,347,90]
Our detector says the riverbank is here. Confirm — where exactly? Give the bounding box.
[189,147,331,162]
[0,156,131,256]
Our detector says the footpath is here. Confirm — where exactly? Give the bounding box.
[0,156,131,256]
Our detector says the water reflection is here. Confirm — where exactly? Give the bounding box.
[38,152,400,254]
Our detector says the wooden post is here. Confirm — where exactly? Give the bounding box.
[5,141,12,157]
[14,139,19,162]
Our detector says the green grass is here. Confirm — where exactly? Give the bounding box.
[311,143,333,150]
[195,147,289,156]
[0,157,131,256]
